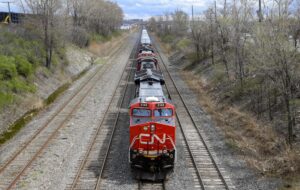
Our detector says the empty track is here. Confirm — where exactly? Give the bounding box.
[0,35,130,190]
[152,36,234,190]
[138,180,165,190]
[68,33,139,190]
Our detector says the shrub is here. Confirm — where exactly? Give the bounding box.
[0,56,17,80]
[8,78,36,93]
[72,26,89,47]
[0,92,14,109]
[176,38,190,50]
[161,35,175,43]
[15,56,33,78]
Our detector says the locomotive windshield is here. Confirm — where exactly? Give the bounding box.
[132,108,151,117]
[154,108,173,117]
[141,62,155,69]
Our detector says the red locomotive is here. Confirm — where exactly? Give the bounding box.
[129,29,176,179]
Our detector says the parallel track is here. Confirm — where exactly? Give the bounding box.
[69,33,139,190]
[152,36,232,190]
[138,180,165,190]
[0,35,130,190]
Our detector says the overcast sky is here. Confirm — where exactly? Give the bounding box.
[0,0,213,19]
[115,0,213,20]
[0,0,217,20]
[0,1,21,13]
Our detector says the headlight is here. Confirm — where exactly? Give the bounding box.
[143,126,148,131]
[150,124,155,133]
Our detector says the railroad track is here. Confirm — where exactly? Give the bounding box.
[68,33,139,190]
[138,180,165,190]
[152,36,234,190]
[0,34,132,190]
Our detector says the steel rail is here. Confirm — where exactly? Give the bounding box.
[152,36,230,190]
[3,35,131,190]
[154,51,206,190]
[94,33,140,190]
[138,180,166,190]
[70,33,139,190]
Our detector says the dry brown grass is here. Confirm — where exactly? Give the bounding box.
[88,32,130,57]
[151,33,172,56]
[181,71,300,178]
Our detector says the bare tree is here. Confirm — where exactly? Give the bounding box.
[24,0,62,68]
[171,10,188,36]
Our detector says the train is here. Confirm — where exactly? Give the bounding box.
[129,29,176,180]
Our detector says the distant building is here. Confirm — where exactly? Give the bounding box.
[123,19,142,25]
[120,24,132,30]
[120,19,142,30]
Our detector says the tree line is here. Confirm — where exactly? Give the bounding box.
[23,0,123,68]
[149,0,300,146]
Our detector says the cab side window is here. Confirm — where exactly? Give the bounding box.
[154,109,173,117]
[132,108,151,117]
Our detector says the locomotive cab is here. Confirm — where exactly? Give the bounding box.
[129,96,176,171]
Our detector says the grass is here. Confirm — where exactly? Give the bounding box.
[0,65,90,145]
[0,93,14,108]
[181,70,300,179]
[0,78,36,110]
[176,38,191,50]
[90,30,123,43]
[44,83,70,106]
[280,176,300,190]
[0,108,40,144]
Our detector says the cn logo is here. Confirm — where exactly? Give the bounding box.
[139,133,166,145]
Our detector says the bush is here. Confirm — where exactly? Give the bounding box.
[89,33,112,43]
[0,92,14,109]
[8,78,36,93]
[176,38,190,50]
[161,35,175,43]
[0,56,17,80]
[72,26,89,47]
[15,56,33,78]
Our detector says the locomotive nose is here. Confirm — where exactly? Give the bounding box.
[150,124,155,133]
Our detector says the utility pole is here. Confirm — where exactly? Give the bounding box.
[214,0,217,20]
[19,0,26,14]
[191,5,194,29]
[258,0,263,22]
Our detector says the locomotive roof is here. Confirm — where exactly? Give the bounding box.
[141,38,151,44]
[134,69,164,83]
[130,88,172,105]
[130,85,171,104]
[141,30,151,44]
[137,57,157,62]
[139,82,164,98]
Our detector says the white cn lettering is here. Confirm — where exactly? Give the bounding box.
[139,133,166,145]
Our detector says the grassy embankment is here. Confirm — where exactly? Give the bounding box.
[0,26,127,145]
[154,33,300,188]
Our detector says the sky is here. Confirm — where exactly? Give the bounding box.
[115,0,213,20]
[0,0,216,20]
[0,1,21,13]
[0,0,237,20]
